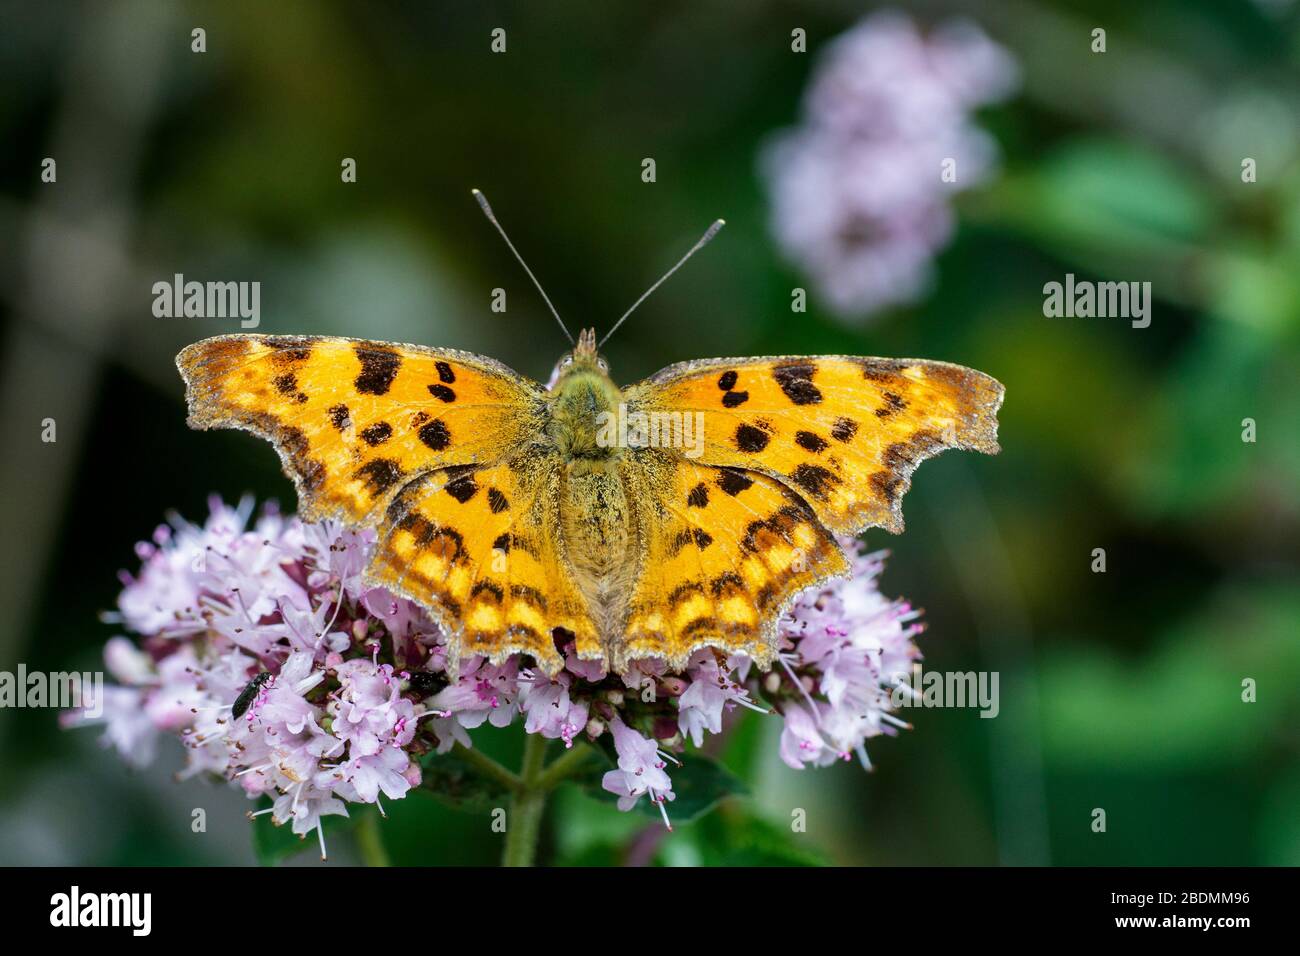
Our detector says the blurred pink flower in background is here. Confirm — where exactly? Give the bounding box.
[762,10,1018,320]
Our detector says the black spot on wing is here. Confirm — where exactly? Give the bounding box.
[772,363,822,405]
[717,370,738,391]
[487,487,509,513]
[740,504,809,552]
[722,390,749,408]
[716,468,754,496]
[687,483,709,508]
[273,372,307,404]
[444,471,478,504]
[418,419,451,451]
[681,616,721,637]
[831,417,858,442]
[795,430,829,453]
[734,424,769,452]
[354,347,401,395]
[791,463,838,500]
[428,383,456,403]
[265,337,315,362]
[360,422,393,446]
[328,404,351,431]
[859,358,909,382]
[355,459,403,497]
[875,391,906,418]
[435,361,456,384]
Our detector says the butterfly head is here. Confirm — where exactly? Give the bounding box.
[547,327,611,391]
[545,328,621,459]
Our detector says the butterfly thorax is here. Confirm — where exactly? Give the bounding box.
[544,360,622,463]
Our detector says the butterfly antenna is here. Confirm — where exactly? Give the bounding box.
[471,188,574,345]
[599,219,725,348]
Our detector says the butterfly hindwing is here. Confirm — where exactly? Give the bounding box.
[626,356,1004,535]
[177,334,547,524]
[618,454,848,671]
[367,454,598,675]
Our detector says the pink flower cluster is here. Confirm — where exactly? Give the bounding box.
[65,497,923,848]
[762,10,1018,319]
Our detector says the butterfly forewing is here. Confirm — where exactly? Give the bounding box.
[627,356,1004,535]
[176,334,547,524]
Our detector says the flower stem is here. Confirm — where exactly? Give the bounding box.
[502,733,549,867]
[453,742,522,792]
[535,742,596,791]
[356,809,391,867]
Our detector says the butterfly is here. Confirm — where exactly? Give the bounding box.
[176,192,1004,678]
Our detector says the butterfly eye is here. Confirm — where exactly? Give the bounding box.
[560,356,573,369]
[596,357,609,373]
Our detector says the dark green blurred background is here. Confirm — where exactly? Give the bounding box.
[1,0,1297,866]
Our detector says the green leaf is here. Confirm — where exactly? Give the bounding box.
[694,807,829,867]
[578,749,749,826]
[1120,324,1300,517]
[552,774,823,866]
[549,785,646,865]
[419,749,514,810]
[989,138,1216,282]
[1039,584,1300,769]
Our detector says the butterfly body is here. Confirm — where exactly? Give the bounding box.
[178,330,1003,678]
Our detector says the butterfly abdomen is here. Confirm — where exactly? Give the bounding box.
[560,464,634,645]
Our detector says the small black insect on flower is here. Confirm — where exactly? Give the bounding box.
[408,671,449,698]
[231,671,273,719]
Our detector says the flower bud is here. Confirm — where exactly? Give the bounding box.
[653,720,681,748]
[659,676,688,697]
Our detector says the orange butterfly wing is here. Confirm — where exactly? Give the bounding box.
[610,356,1003,669]
[177,334,595,674]
[626,356,1004,535]
[615,453,847,671]
[368,456,596,675]
[177,334,547,523]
